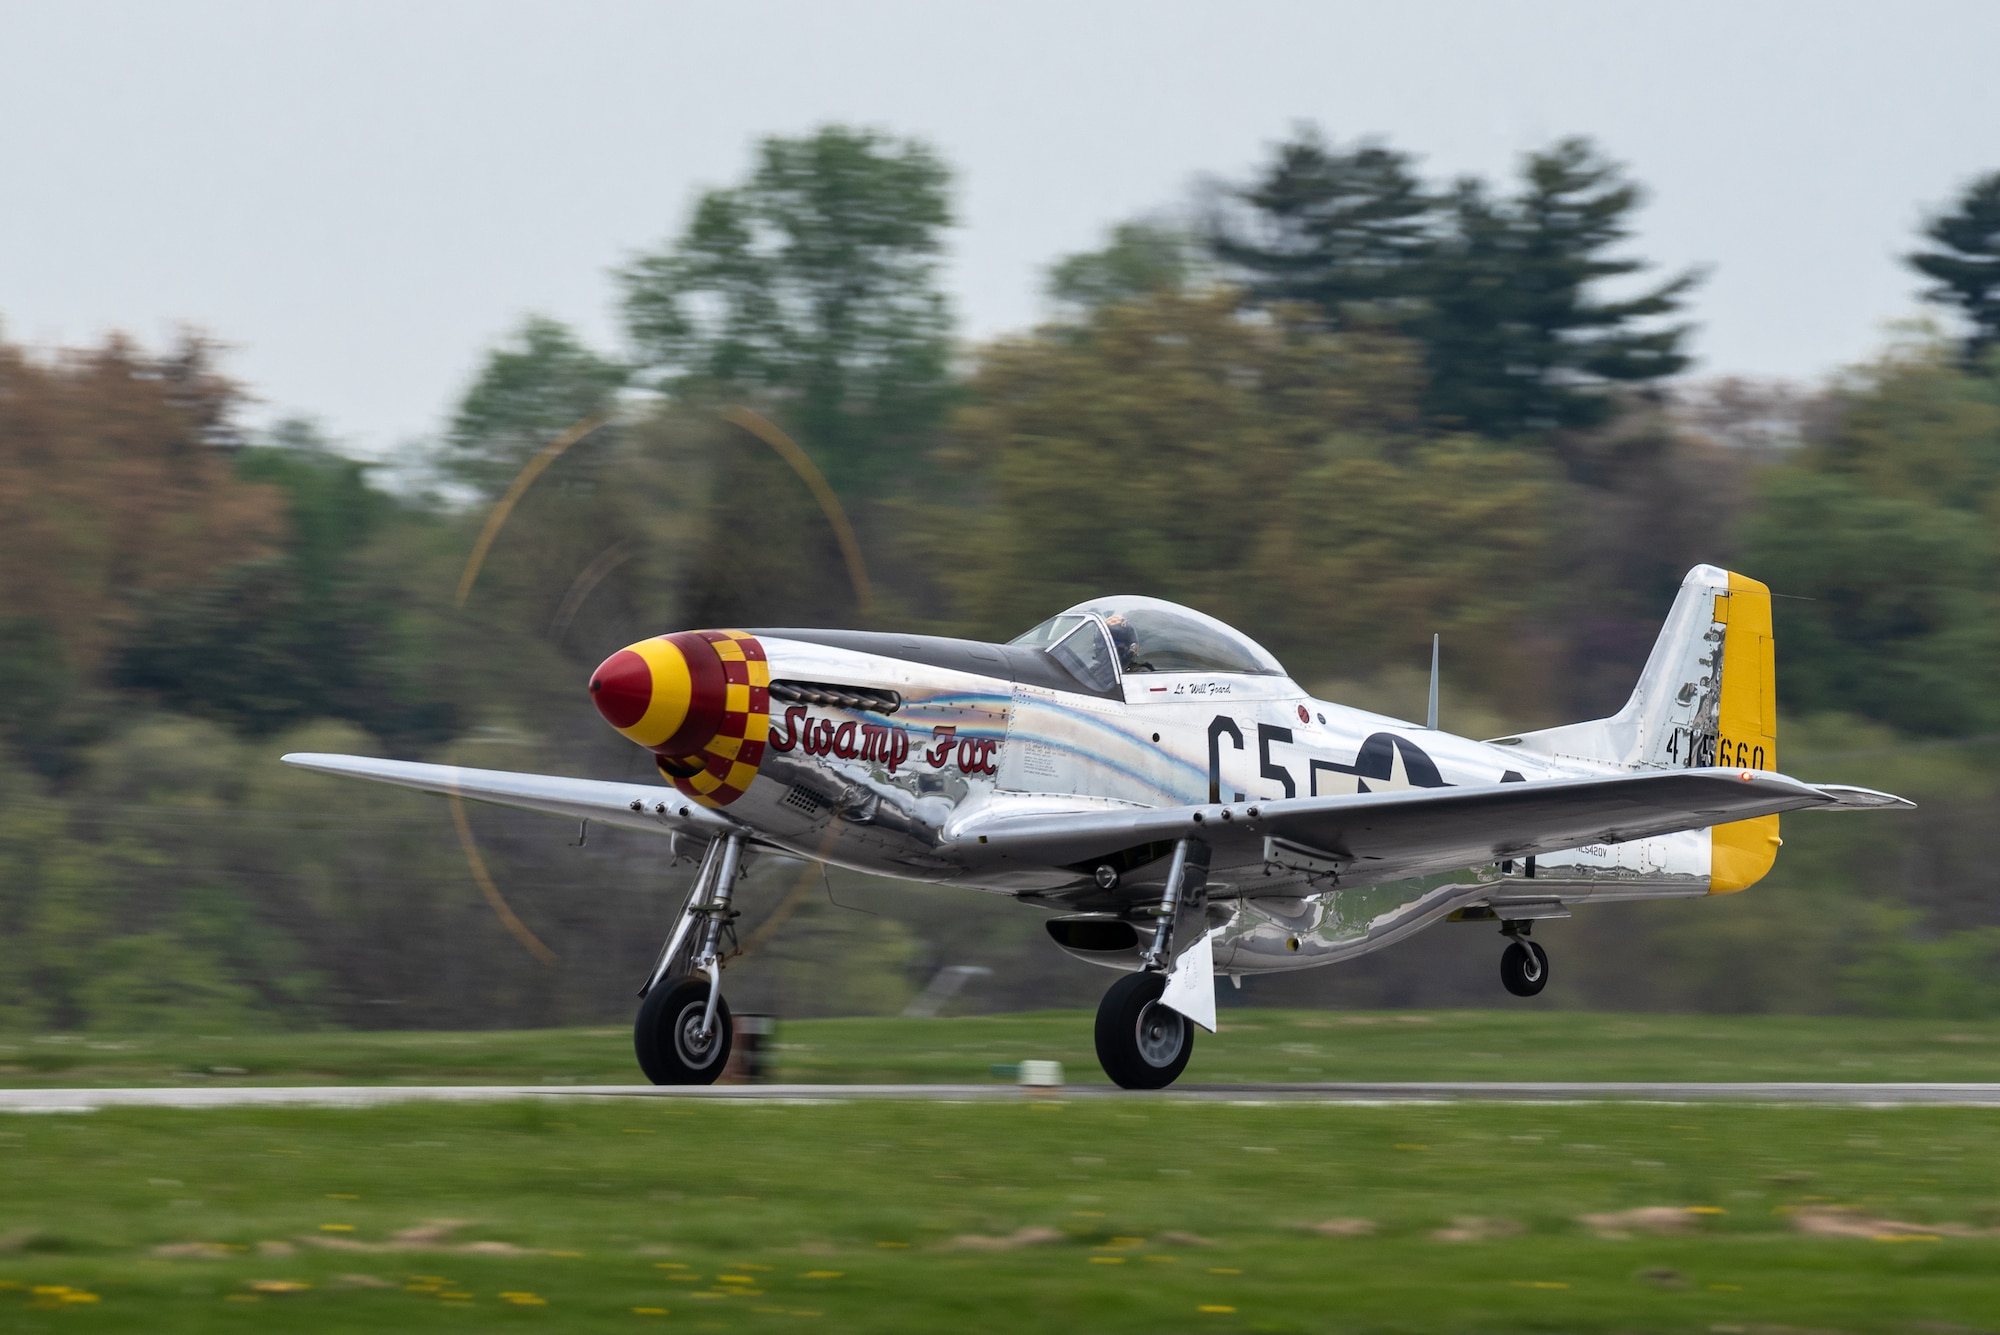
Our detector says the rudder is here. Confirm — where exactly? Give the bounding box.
[1709,570,1779,892]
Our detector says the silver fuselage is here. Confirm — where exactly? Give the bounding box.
[733,630,1708,977]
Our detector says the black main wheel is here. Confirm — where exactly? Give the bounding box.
[1094,971,1194,1090]
[634,976,734,1085]
[1499,940,1550,997]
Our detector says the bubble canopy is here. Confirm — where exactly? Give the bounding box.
[1010,596,1287,677]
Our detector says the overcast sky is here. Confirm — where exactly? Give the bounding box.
[3,0,1997,456]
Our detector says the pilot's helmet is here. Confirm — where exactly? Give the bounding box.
[1104,614,1139,667]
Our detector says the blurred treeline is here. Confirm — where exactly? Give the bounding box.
[3,127,1998,1033]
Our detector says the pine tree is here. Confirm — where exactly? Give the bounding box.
[1423,138,1699,438]
[1416,179,1518,435]
[1208,128,1433,324]
[1909,171,2000,367]
[1214,131,1696,441]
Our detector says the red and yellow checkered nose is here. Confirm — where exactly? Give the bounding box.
[588,630,770,808]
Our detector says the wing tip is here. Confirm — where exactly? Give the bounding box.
[280,751,361,770]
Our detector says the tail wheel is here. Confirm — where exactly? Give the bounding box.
[1500,941,1550,997]
[1094,971,1194,1090]
[635,976,733,1085]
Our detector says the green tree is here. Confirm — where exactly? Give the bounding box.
[619,125,955,493]
[1909,170,2000,367]
[1208,128,1433,323]
[1415,179,1517,435]
[1743,346,2000,735]
[935,290,1558,687]
[1047,221,1198,314]
[1423,138,1699,438]
[1748,473,1993,734]
[111,421,458,749]
[1212,131,1698,443]
[445,315,628,492]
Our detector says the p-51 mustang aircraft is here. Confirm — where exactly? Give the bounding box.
[287,565,1909,1089]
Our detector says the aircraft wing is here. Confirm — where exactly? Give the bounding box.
[285,753,1911,887]
[280,752,740,839]
[956,768,1911,887]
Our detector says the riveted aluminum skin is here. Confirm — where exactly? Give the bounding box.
[289,572,1909,983]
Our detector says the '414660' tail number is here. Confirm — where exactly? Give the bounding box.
[1667,727,1765,771]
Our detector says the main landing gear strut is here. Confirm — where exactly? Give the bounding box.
[1498,919,1550,998]
[1094,838,1200,1090]
[634,833,744,1084]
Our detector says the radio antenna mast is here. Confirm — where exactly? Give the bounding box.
[1426,634,1440,731]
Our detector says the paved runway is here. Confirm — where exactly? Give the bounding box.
[6,1081,2000,1110]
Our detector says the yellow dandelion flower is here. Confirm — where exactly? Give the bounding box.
[1199,1305,1235,1313]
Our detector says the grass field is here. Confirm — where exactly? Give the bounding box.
[6,1009,2000,1088]
[8,1013,2000,1331]
[5,1098,2000,1332]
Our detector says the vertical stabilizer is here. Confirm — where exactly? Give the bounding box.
[1494,565,1780,891]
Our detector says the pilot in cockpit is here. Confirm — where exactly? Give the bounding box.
[1105,614,1152,673]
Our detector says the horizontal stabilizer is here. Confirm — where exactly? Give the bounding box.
[1805,783,1917,811]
